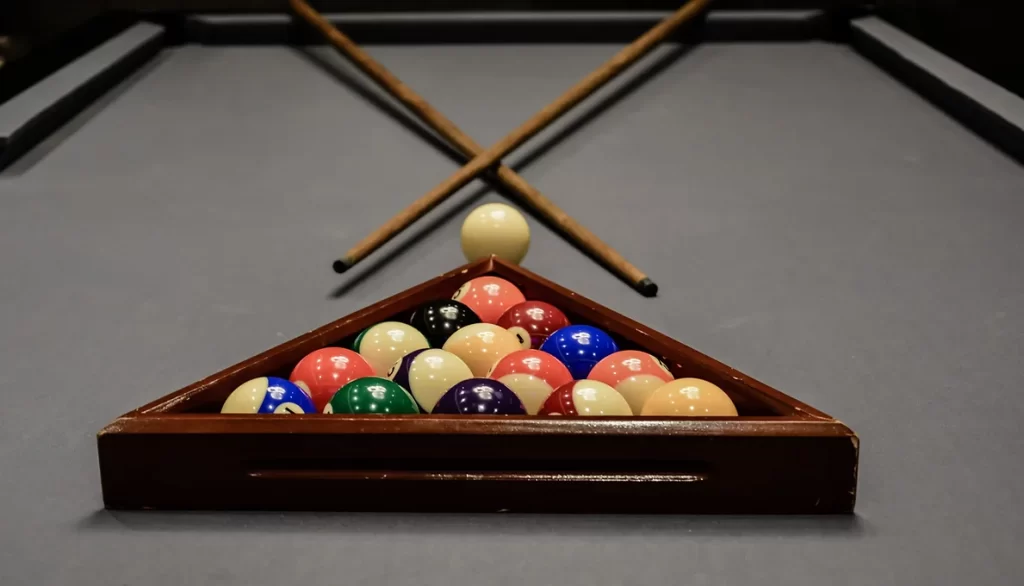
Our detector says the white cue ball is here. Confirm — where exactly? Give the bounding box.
[460,203,530,264]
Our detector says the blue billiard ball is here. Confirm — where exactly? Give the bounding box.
[539,325,619,380]
[220,376,315,414]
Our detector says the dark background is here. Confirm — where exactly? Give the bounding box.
[1,1,1021,98]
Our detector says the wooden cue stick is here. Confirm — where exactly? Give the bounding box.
[290,0,701,297]
[317,1,710,293]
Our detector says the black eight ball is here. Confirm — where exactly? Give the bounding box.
[409,300,481,348]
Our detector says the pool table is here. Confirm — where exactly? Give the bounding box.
[1,7,1022,586]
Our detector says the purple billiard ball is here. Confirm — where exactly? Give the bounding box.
[431,378,526,415]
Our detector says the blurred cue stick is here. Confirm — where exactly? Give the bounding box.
[295,0,711,296]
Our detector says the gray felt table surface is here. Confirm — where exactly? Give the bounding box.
[1,41,1023,585]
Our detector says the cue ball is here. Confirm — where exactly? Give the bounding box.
[386,348,474,412]
[486,349,572,414]
[538,380,632,416]
[289,347,375,412]
[442,322,522,376]
[431,378,526,415]
[452,276,526,324]
[352,321,430,376]
[460,202,531,264]
[496,300,571,350]
[538,324,619,380]
[587,350,674,414]
[641,378,739,416]
[220,376,315,414]
[326,376,419,414]
[408,299,480,348]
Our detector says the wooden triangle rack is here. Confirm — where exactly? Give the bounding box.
[99,258,857,513]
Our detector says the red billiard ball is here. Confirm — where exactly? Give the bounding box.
[588,350,674,414]
[289,347,375,412]
[486,349,572,414]
[538,380,632,416]
[452,276,526,324]
[496,300,571,350]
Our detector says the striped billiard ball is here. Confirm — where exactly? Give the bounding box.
[220,377,314,414]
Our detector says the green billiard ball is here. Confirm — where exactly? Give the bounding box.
[351,327,369,351]
[325,377,419,415]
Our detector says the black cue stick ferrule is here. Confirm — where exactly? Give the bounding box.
[637,277,658,297]
[333,259,353,274]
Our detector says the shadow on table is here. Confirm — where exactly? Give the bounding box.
[308,43,694,298]
[77,509,868,538]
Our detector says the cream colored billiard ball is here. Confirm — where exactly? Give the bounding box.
[538,380,632,416]
[387,348,474,412]
[352,321,430,376]
[442,323,521,377]
[460,203,530,264]
[641,378,738,416]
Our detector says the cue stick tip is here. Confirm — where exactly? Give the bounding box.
[637,277,658,297]
[333,258,353,274]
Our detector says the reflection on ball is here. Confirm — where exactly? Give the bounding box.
[326,376,419,414]
[352,321,430,376]
[441,323,522,376]
[431,378,526,415]
[409,300,480,348]
[289,347,375,412]
[221,377,314,414]
[538,380,632,416]
[487,349,572,414]
[460,203,530,264]
[496,300,570,350]
[588,350,673,414]
[452,276,526,324]
[539,324,619,380]
[641,378,738,416]
[387,348,474,412]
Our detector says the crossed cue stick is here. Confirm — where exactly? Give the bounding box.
[291,0,712,297]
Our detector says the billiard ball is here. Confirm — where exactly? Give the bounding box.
[325,376,419,414]
[587,350,674,414]
[452,276,526,324]
[352,321,430,376]
[486,349,572,414]
[538,324,619,380]
[289,347,376,412]
[386,348,474,412]
[220,376,315,414]
[641,378,738,416]
[441,323,521,376]
[431,378,526,415]
[408,299,480,348]
[460,202,531,264]
[538,380,632,416]
[496,300,571,350]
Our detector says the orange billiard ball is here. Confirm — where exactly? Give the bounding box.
[588,350,674,414]
[452,276,526,324]
[641,378,738,416]
[442,323,522,377]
